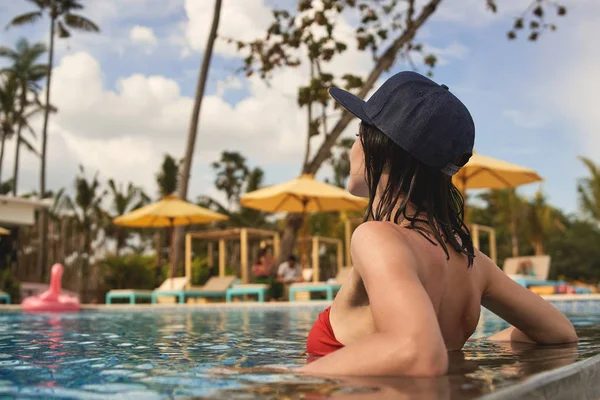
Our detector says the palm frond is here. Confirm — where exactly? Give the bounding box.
[29,42,47,55]
[107,178,118,196]
[63,14,99,32]
[28,64,49,81]
[6,12,43,29]
[56,21,71,38]
[579,156,599,177]
[26,0,51,9]
[19,135,39,155]
[197,195,230,215]
[0,46,18,59]
[58,0,84,12]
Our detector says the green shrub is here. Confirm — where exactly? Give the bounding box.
[100,254,157,290]
[0,268,20,303]
[191,256,210,286]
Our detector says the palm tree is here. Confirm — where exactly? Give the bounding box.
[154,154,180,270]
[0,75,19,182]
[174,0,223,270]
[577,156,600,224]
[525,191,565,255]
[0,38,48,195]
[211,151,249,211]
[106,179,149,255]
[156,154,179,198]
[55,165,105,300]
[326,137,354,188]
[477,189,526,257]
[8,0,100,280]
[0,179,13,195]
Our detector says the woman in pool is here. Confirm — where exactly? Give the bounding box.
[301,71,578,377]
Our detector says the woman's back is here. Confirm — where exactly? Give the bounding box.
[330,222,485,352]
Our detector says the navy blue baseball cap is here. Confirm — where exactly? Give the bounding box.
[329,71,475,176]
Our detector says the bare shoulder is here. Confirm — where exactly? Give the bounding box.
[472,248,506,291]
[351,221,410,250]
[350,221,419,275]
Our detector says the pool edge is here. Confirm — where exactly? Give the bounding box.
[479,353,600,400]
[1,294,599,311]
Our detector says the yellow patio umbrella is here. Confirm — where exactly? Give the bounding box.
[240,174,368,264]
[0,227,10,236]
[113,194,228,278]
[452,151,543,225]
[453,152,543,193]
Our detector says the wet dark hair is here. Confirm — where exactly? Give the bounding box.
[288,255,297,262]
[359,123,474,267]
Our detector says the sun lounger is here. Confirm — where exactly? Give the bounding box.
[503,256,565,288]
[151,276,236,304]
[226,284,269,303]
[289,267,352,302]
[0,290,10,304]
[106,277,189,304]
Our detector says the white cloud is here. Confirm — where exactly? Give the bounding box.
[129,25,158,50]
[534,1,600,159]
[502,109,548,129]
[429,0,526,27]
[85,0,184,23]
[216,77,243,97]
[7,0,476,199]
[183,0,272,57]
[21,50,310,197]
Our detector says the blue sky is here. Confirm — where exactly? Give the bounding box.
[0,0,598,214]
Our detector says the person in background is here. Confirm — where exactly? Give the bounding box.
[251,248,276,299]
[516,260,536,277]
[277,255,304,284]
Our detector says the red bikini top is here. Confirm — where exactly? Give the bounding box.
[306,307,344,358]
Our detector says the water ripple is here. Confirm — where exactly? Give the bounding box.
[0,308,597,399]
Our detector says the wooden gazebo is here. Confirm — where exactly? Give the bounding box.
[185,228,279,284]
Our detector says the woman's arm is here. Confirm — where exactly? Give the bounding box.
[481,254,578,344]
[300,222,448,378]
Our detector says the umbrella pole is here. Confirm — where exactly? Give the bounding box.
[461,176,470,225]
[169,219,175,282]
[301,200,308,269]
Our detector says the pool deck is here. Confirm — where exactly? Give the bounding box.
[1,294,600,311]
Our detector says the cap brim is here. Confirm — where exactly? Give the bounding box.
[329,87,373,125]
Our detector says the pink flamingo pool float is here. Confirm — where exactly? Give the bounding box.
[22,264,80,312]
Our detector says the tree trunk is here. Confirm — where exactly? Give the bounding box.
[278,213,304,264]
[509,190,519,257]
[81,228,91,303]
[38,16,56,282]
[535,241,543,256]
[0,133,5,184]
[115,227,124,256]
[173,0,223,275]
[59,217,66,262]
[305,0,441,175]
[12,86,26,196]
[276,0,441,260]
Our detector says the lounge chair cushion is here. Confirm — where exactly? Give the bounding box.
[156,277,189,291]
[233,283,268,289]
[503,256,551,280]
[108,289,153,295]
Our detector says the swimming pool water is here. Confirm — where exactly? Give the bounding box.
[0,306,599,399]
